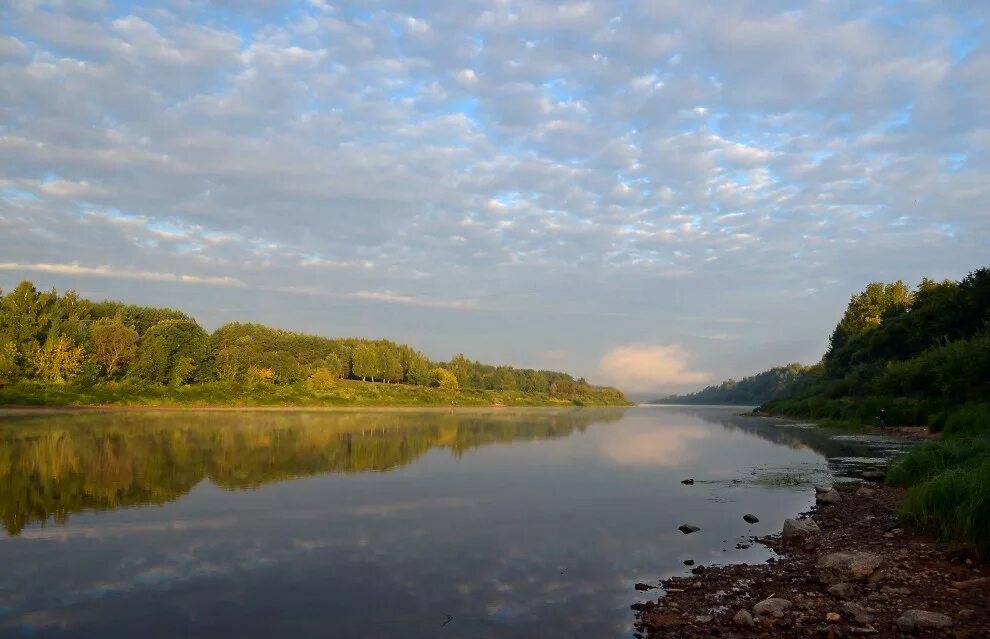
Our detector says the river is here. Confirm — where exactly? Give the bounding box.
[0,405,912,637]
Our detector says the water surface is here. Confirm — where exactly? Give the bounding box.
[0,406,906,637]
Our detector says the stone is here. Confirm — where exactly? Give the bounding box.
[826,612,841,623]
[828,582,857,599]
[753,597,792,616]
[817,551,883,585]
[814,484,832,494]
[842,602,875,625]
[733,610,754,627]
[743,514,759,523]
[634,583,652,591]
[682,559,694,566]
[681,478,695,485]
[695,615,713,624]
[678,524,700,534]
[856,487,876,498]
[630,603,648,612]
[951,577,988,589]
[861,470,885,482]
[782,517,821,541]
[896,609,953,631]
[817,489,843,505]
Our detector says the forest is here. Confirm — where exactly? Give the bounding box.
[651,363,809,406]
[760,268,989,432]
[759,267,990,554]
[0,281,628,406]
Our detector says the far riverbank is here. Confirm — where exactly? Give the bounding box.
[0,378,633,411]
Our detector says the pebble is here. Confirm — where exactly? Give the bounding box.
[826,611,841,622]
[678,524,701,534]
[743,514,759,524]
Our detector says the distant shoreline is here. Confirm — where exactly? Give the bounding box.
[0,403,628,415]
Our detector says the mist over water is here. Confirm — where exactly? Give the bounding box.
[0,406,905,638]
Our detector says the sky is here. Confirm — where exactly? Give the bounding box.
[0,0,988,396]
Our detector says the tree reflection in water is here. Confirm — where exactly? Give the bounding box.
[0,408,626,535]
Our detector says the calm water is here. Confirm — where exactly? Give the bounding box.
[0,406,909,638]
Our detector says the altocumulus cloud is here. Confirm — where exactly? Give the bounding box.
[0,0,988,386]
[599,345,711,393]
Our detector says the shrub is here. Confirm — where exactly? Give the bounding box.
[430,367,459,390]
[306,368,336,391]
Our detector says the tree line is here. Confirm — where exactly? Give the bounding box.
[0,280,621,401]
[760,267,990,433]
[652,363,810,406]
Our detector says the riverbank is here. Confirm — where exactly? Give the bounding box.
[0,379,633,410]
[632,481,988,637]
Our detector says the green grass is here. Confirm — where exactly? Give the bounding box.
[887,437,990,556]
[0,379,632,409]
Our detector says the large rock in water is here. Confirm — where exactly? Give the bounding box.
[782,518,821,541]
[678,524,700,534]
[816,551,883,585]
[816,489,842,505]
[896,609,953,631]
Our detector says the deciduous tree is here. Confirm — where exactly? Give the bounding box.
[90,318,139,378]
[29,336,85,384]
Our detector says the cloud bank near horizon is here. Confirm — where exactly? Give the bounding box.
[1,1,987,393]
[599,344,712,394]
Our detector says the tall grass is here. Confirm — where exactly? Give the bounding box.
[886,438,990,484]
[887,437,990,555]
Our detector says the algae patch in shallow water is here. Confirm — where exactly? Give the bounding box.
[753,471,809,487]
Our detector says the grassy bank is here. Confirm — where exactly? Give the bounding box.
[758,400,990,555]
[885,433,990,556]
[0,379,632,409]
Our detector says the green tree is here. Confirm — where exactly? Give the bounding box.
[29,336,85,384]
[430,367,459,389]
[494,366,518,391]
[0,342,19,386]
[90,318,139,378]
[401,347,431,385]
[352,342,380,381]
[381,346,403,383]
[130,320,212,385]
[827,280,913,361]
[448,354,471,388]
[323,352,346,379]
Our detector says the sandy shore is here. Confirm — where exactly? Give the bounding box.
[631,482,987,637]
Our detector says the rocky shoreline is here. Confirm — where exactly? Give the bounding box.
[632,481,988,637]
